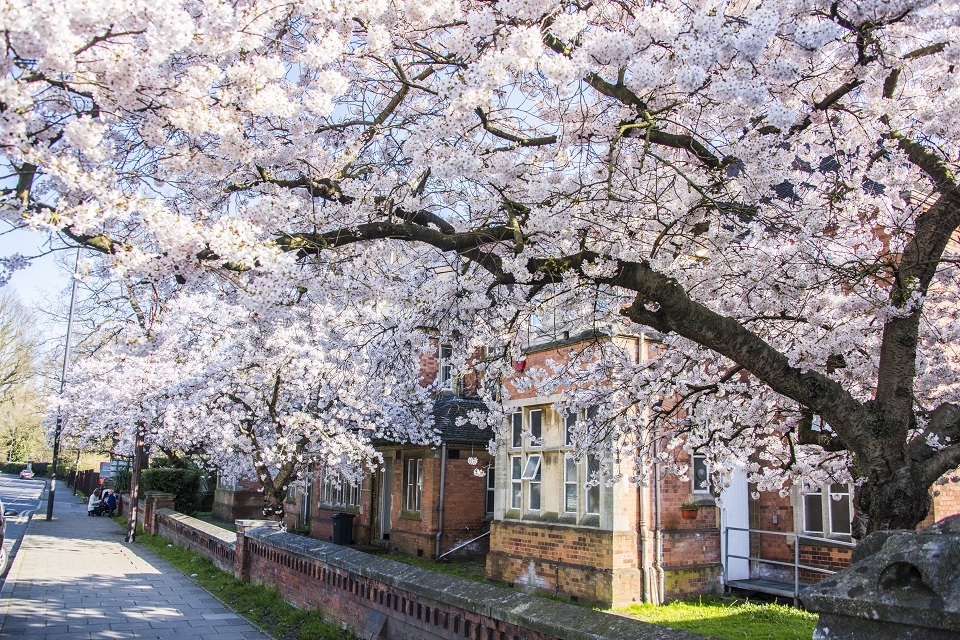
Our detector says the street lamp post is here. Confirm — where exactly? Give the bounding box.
[46,246,80,521]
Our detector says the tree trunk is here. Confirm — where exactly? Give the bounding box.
[260,486,286,521]
[852,463,932,538]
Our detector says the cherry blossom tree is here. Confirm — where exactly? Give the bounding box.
[59,290,437,518]
[6,0,960,534]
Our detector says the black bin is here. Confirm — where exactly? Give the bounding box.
[331,512,356,545]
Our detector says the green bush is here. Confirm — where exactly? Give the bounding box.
[141,468,202,514]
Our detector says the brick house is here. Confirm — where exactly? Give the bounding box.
[733,470,960,590]
[280,339,496,560]
[299,395,495,559]
[485,330,723,607]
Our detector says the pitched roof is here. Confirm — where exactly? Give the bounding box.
[432,396,491,445]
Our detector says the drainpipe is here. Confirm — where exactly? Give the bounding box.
[435,442,447,559]
[645,333,665,605]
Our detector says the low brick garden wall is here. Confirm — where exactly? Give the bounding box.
[140,494,698,640]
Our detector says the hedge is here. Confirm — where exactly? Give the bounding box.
[141,468,202,515]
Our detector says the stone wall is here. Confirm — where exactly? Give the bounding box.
[141,498,699,640]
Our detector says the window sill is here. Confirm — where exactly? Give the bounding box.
[691,495,716,507]
[399,511,422,521]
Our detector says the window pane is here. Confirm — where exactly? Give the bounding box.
[511,483,522,509]
[521,455,541,480]
[511,456,522,480]
[486,467,495,513]
[565,414,576,446]
[530,410,542,442]
[415,459,423,511]
[830,487,851,535]
[564,458,577,513]
[586,455,601,514]
[804,493,824,533]
[529,483,541,511]
[511,413,522,448]
[692,455,709,492]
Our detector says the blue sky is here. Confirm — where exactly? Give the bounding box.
[0,226,75,340]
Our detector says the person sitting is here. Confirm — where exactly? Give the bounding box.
[87,488,102,516]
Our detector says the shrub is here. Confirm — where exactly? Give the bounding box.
[141,468,202,514]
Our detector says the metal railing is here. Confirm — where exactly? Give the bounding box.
[723,526,857,602]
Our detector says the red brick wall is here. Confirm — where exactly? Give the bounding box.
[153,508,236,574]
[149,504,694,640]
[241,529,680,640]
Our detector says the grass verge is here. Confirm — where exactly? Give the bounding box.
[616,596,818,640]
[114,518,352,640]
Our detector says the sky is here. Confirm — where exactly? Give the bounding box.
[0,225,78,342]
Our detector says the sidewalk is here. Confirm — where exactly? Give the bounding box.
[0,481,273,639]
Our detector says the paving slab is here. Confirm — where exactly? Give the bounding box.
[0,481,273,640]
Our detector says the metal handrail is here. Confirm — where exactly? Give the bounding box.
[723,525,856,602]
[437,530,490,560]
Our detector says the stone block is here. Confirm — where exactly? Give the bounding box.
[802,515,960,639]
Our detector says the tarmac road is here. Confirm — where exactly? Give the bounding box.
[0,473,45,578]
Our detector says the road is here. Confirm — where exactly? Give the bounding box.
[0,473,45,579]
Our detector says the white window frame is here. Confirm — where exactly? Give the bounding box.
[510,455,522,510]
[521,454,542,480]
[405,458,423,512]
[828,484,852,536]
[510,412,523,448]
[439,344,453,391]
[485,465,495,514]
[802,485,825,534]
[318,472,361,509]
[586,454,601,515]
[528,409,543,446]
[564,413,576,447]
[563,455,578,514]
[526,454,542,511]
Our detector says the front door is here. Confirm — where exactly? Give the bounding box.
[720,463,750,581]
[380,464,393,539]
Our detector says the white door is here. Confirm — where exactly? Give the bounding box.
[720,464,750,581]
[380,465,393,539]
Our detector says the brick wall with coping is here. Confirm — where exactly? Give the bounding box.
[151,508,237,574]
[142,498,699,640]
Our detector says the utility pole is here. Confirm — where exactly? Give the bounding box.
[46,246,81,521]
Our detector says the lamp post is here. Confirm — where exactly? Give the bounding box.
[46,246,80,521]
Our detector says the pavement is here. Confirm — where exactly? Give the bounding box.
[0,480,274,639]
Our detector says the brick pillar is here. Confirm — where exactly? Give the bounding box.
[143,491,176,535]
[234,519,282,582]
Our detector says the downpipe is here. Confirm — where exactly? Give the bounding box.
[435,443,447,558]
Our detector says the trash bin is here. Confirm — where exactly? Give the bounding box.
[331,512,356,545]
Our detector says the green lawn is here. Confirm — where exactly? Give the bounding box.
[616,596,817,640]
